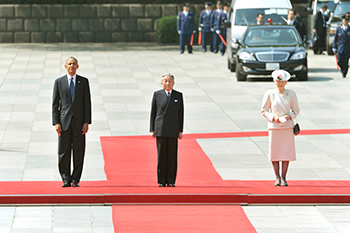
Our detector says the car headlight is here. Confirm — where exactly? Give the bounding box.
[290,52,306,60]
[238,52,256,61]
[328,24,338,34]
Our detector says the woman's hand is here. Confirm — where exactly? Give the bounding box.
[273,116,281,123]
[286,115,292,120]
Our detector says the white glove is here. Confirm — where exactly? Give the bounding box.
[178,31,181,35]
[193,30,196,34]
[216,30,220,34]
[332,48,337,54]
[198,27,202,32]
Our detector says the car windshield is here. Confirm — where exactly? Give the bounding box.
[333,2,350,17]
[316,0,337,13]
[243,28,299,46]
[234,8,288,26]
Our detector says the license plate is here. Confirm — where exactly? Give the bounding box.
[266,63,280,70]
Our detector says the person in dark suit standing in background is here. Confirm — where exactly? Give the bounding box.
[211,0,223,53]
[177,2,195,54]
[256,13,264,25]
[199,2,214,52]
[52,57,92,188]
[150,73,184,187]
[313,4,328,54]
[286,9,306,40]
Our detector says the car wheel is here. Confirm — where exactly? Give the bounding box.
[228,59,235,72]
[326,37,334,55]
[236,62,247,81]
[296,72,308,81]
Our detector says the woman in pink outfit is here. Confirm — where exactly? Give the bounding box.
[261,70,300,186]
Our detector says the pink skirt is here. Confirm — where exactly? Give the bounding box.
[268,128,296,162]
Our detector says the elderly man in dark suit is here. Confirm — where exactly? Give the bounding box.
[313,4,328,54]
[52,57,92,187]
[150,73,184,187]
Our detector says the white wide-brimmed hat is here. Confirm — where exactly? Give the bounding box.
[271,70,291,81]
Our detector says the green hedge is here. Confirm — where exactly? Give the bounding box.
[156,15,199,44]
[0,0,205,4]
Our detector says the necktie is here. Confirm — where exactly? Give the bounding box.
[70,78,74,99]
[167,92,171,102]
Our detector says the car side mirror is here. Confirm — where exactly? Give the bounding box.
[224,20,231,28]
[232,38,242,47]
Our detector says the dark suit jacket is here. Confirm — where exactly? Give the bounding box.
[292,20,306,40]
[313,11,326,34]
[333,25,350,54]
[150,89,184,138]
[52,74,92,131]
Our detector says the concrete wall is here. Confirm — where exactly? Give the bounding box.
[0,4,194,43]
[0,3,308,43]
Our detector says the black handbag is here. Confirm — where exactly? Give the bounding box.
[293,123,300,135]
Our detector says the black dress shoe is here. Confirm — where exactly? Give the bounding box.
[72,182,79,187]
[62,181,71,187]
[159,183,166,187]
[167,183,175,187]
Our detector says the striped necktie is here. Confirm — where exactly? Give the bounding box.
[70,78,75,99]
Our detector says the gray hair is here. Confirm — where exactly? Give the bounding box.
[66,56,78,64]
[161,73,175,81]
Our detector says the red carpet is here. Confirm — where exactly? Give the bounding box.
[0,129,349,204]
[112,205,256,233]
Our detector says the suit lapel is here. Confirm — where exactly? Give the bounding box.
[161,91,169,114]
[62,74,73,101]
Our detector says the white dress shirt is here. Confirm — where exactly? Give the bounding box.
[67,73,77,86]
[287,19,294,25]
[165,89,172,96]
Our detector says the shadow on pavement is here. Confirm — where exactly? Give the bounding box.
[245,76,333,82]
[308,68,337,73]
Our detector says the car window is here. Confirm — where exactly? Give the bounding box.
[243,28,299,46]
[333,2,350,17]
[316,0,337,13]
[234,8,288,26]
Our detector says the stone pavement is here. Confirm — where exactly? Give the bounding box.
[0,43,349,232]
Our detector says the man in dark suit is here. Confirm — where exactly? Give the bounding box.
[52,57,92,187]
[313,5,328,54]
[150,73,184,187]
[287,9,306,40]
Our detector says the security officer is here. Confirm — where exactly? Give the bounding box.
[177,2,195,54]
[219,2,230,55]
[211,0,223,53]
[333,15,350,78]
[213,1,227,54]
[199,2,214,52]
